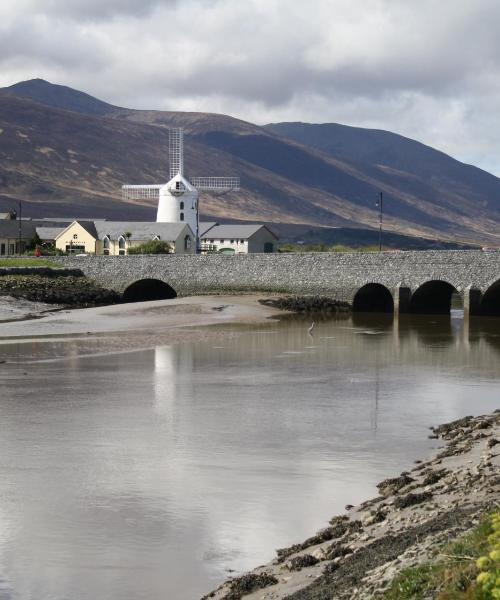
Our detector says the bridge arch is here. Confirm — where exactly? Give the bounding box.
[410,280,458,315]
[480,278,500,316]
[122,279,177,303]
[352,283,394,313]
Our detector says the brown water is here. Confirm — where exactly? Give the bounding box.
[0,310,499,599]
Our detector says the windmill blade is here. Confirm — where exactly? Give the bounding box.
[189,177,240,191]
[169,128,184,179]
[122,185,162,200]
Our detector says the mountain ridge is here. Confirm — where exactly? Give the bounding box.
[1,78,499,245]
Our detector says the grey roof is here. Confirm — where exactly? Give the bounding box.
[75,220,98,238]
[93,221,192,241]
[36,226,66,240]
[199,222,278,240]
[0,221,36,238]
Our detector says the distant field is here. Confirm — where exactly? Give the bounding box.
[0,258,57,268]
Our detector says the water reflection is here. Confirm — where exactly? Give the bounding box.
[0,312,499,600]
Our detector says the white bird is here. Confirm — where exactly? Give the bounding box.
[307,321,315,335]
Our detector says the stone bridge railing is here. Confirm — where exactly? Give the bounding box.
[47,250,500,317]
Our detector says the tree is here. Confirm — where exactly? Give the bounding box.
[128,240,173,255]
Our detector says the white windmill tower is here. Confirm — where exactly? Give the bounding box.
[122,128,239,250]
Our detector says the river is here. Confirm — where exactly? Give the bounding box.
[0,306,499,599]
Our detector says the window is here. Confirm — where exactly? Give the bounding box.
[180,212,184,221]
[209,239,214,243]
[184,235,191,250]
[0,243,4,255]
[118,249,125,256]
[240,239,245,243]
[103,237,110,249]
[65,244,85,254]
[73,234,78,239]
[230,239,235,244]
[220,239,225,243]
[118,237,126,249]
[180,201,184,210]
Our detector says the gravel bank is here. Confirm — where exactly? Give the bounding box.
[203,412,500,600]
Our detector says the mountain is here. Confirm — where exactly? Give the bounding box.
[1,79,117,117]
[0,78,499,245]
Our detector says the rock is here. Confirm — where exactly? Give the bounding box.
[377,472,414,497]
[394,492,433,510]
[221,573,279,600]
[422,468,449,486]
[286,554,319,571]
[487,437,499,448]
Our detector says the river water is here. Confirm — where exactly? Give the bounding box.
[0,309,499,600]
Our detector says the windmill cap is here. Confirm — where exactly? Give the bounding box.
[162,173,196,194]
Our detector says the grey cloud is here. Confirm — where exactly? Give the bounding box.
[1,0,500,174]
[31,0,178,21]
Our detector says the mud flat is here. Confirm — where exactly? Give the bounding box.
[203,412,500,600]
[0,295,285,359]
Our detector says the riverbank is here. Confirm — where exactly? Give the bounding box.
[203,412,500,600]
[0,295,286,358]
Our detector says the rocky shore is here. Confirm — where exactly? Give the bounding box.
[258,296,350,314]
[0,272,120,306]
[203,412,500,600]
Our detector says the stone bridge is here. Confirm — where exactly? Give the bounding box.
[52,250,500,317]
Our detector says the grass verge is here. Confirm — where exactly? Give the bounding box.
[0,258,58,268]
[379,511,498,599]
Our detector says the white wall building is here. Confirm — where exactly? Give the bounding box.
[199,222,278,254]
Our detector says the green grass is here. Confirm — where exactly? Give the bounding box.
[379,513,495,599]
[0,258,58,268]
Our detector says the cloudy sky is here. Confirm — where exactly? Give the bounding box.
[1,0,499,174]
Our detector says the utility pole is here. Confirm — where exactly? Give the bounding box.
[18,199,22,255]
[377,192,383,252]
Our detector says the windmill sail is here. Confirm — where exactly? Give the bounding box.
[169,127,184,179]
[188,177,239,191]
[122,184,162,200]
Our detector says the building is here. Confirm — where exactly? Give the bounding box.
[0,220,36,255]
[53,221,195,255]
[199,222,278,254]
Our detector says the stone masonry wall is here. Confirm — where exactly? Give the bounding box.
[47,251,500,303]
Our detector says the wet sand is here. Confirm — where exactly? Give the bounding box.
[0,295,284,358]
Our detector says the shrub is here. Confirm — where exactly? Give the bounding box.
[476,512,500,599]
[128,240,172,254]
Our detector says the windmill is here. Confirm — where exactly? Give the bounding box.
[122,128,239,250]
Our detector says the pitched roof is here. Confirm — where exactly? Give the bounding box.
[76,220,98,238]
[199,222,278,240]
[93,221,192,241]
[0,221,36,238]
[36,226,66,240]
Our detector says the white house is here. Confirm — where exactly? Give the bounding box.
[199,222,278,254]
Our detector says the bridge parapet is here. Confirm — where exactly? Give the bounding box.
[47,250,500,316]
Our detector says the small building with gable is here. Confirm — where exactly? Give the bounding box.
[53,221,195,255]
[199,222,278,254]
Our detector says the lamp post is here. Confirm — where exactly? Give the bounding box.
[376,192,383,252]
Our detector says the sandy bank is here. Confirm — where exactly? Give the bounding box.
[0,295,284,358]
[204,412,500,600]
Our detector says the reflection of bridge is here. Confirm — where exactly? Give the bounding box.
[53,250,500,317]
